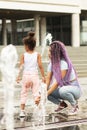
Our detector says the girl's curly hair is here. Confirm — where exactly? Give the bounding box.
[23,31,36,51]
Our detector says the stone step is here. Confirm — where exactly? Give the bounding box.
[0,46,87,78]
[77,73,87,77]
[42,61,87,78]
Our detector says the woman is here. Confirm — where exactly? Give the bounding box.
[46,40,82,115]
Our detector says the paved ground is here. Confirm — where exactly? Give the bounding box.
[0,77,87,130]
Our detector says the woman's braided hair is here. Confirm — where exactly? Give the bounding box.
[50,41,75,86]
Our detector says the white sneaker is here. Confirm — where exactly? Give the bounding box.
[0,115,6,124]
[20,110,25,117]
[68,105,79,116]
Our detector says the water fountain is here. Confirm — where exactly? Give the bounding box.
[30,33,53,129]
[32,81,47,130]
[41,33,52,57]
[0,33,87,130]
[0,44,18,130]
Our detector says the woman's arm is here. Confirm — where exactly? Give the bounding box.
[46,71,52,89]
[47,80,58,96]
[47,69,67,96]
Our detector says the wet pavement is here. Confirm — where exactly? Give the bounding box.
[0,77,87,130]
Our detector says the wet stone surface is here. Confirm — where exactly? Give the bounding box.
[0,107,87,130]
[0,77,87,129]
[0,111,68,129]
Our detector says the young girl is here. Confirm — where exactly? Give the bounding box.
[17,31,45,117]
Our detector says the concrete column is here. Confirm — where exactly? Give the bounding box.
[11,19,17,45]
[34,15,40,46]
[40,17,46,45]
[2,18,7,46]
[71,13,80,47]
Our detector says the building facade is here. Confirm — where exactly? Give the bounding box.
[0,0,87,47]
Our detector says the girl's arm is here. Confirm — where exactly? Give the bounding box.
[16,54,24,82]
[37,53,45,82]
[19,54,24,66]
[47,69,67,96]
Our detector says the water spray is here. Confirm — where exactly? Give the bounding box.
[0,44,18,130]
[41,33,52,57]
